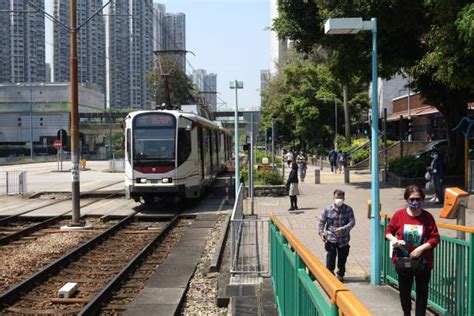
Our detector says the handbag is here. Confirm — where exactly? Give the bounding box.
[425,171,431,180]
[395,255,427,276]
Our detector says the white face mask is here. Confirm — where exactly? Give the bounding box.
[334,198,344,207]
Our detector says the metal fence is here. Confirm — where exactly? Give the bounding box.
[230,183,269,274]
[108,158,125,172]
[381,215,474,315]
[0,171,27,195]
[270,214,372,316]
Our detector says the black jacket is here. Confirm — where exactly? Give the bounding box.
[287,169,299,184]
[431,157,444,178]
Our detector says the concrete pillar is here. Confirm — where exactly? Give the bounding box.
[315,169,320,184]
[344,167,350,184]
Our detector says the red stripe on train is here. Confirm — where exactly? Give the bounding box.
[133,166,175,173]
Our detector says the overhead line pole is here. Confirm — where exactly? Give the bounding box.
[70,0,80,225]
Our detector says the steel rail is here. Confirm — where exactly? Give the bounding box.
[0,180,123,226]
[0,214,135,307]
[79,213,182,315]
[0,190,123,246]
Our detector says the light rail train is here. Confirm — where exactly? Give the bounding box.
[124,109,232,204]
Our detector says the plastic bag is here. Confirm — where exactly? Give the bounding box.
[425,171,431,180]
[425,181,432,191]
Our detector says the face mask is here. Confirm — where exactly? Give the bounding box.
[334,199,344,207]
[408,199,422,209]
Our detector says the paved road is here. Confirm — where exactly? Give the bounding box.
[0,161,124,193]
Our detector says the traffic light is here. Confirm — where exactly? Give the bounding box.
[407,118,413,140]
[243,143,250,151]
[266,128,272,142]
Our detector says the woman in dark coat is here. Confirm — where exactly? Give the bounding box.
[287,162,299,210]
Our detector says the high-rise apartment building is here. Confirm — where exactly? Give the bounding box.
[108,0,153,109]
[53,0,105,92]
[164,13,186,71]
[152,3,166,51]
[193,69,217,111]
[0,0,45,83]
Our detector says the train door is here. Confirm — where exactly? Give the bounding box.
[198,127,204,180]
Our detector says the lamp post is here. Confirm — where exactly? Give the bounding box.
[325,17,380,285]
[230,80,243,197]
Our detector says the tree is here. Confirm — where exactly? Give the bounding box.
[147,61,199,108]
[273,0,474,173]
[261,50,369,150]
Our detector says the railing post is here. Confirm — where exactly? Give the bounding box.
[295,255,304,316]
[468,233,474,316]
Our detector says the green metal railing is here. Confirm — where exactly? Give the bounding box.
[270,214,372,316]
[380,214,474,316]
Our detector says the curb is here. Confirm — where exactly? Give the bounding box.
[208,214,230,273]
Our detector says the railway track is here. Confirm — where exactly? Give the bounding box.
[0,213,187,315]
[0,190,123,246]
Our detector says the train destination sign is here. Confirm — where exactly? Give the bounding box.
[135,114,175,127]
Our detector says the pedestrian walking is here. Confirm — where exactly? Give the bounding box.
[285,150,294,168]
[328,149,338,173]
[296,151,307,182]
[286,162,299,211]
[385,184,440,316]
[337,150,346,173]
[427,149,444,205]
[318,189,355,282]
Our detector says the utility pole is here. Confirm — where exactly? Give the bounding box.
[70,0,80,225]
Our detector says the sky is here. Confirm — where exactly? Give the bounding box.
[45,0,271,111]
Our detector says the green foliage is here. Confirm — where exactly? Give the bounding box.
[147,57,199,107]
[388,155,431,178]
[255,149,281,164]
[261,50,369,149]
[351,150,369,163]
[255,170,284,185]
[273,0,473,173]
[239,167,284,185]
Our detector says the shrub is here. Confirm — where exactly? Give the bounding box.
[256,170,284,185]
[351,149,369,163]
[255,149,281,164]
[388,155,431,178]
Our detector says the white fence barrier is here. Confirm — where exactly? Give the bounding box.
[0,171,27,195]
[108,159,125,172]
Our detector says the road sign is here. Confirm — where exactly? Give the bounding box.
[53,140,62,149]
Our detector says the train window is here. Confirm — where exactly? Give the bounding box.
[178,128,191,166]
[126,129,131,163]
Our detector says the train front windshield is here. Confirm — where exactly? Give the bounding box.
[133,113,176,163]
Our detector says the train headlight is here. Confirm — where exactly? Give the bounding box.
[162,178,172,183]
[139,178,147,183]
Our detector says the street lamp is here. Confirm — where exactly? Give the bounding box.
[325,17,381,285]
[230,80,243,197]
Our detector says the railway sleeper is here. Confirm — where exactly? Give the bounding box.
[62,268,120,275]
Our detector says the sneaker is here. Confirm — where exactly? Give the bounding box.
[336,274,344,282]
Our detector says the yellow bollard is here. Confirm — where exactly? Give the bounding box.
[81,159,87,169]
